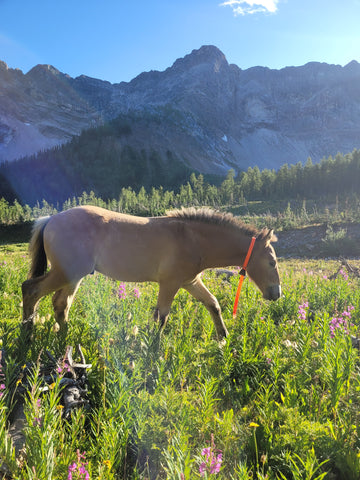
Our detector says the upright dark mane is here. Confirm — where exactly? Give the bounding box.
[166,207,259,237]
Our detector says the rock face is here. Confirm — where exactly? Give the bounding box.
[1,46,360,173]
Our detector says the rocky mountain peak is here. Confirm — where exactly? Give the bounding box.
[26,64,69,82]
[0,61,9,72]
[171,45,229,73]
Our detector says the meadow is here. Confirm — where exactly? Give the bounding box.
[1,243,360,479]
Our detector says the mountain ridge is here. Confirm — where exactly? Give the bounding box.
[1,45,360,173]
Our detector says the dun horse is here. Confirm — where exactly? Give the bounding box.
[22,206,281,339]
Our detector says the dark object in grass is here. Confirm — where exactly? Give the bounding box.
[3,345,91,459]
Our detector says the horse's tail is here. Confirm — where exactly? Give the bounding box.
[28,216,51,279]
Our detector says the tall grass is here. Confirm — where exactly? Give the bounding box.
[0,248,360,479]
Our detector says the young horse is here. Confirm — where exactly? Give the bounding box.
[22,206,281,339]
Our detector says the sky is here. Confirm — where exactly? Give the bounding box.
[1,0,360,84]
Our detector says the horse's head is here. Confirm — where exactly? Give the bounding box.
[246,229,281,301]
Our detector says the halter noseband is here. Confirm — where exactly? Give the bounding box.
[232,236,256,318]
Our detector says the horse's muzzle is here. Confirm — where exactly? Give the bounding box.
[264,285,282,301]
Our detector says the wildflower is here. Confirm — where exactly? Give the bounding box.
[202,447,211,458]
[249,422,259,428]
[67,451,90,480]
[33,417,42,427]
[49,383,56,390]
[133,287,141,298]
[0,384,5,390]
[210,453,222,474]
[339,269,349,281]
[118,283,127,299]
[199,435,223,476]
[329,305,355,337]
[56,405,64,411]
[298,302,309,321]
[103,460,111,470]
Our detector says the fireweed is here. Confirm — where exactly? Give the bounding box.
[199,435,223,477]
[117,283,141,300]
[67,450,90,480]
[298,302,309,321]
[118,283,127,300]
[329,305,355,338]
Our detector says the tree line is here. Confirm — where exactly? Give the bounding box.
[1,149,360,229]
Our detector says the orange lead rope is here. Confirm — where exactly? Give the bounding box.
[232,236,256,318]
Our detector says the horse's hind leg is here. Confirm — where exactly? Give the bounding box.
[52,281,82,336]
[184,276,229,340]
[22,269,68,330]
[154,281,180,332]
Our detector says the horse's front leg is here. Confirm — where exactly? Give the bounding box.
[184,275,229,340]
[154,281,180,332]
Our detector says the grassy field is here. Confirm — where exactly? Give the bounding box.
[1,243,360,479]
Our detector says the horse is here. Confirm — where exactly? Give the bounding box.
[22,206,281,340]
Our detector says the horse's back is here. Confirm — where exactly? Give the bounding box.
[41,206,197,284]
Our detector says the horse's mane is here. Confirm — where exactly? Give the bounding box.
[166,207,259,237]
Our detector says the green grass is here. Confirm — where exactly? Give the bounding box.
[1,248,360,479]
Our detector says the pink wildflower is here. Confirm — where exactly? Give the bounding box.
[118,283,127,300]
[133,287,141,298]
[67,451,90,480]
[298,302,309,321]
[329,305,355,337]
[199,436,223,476]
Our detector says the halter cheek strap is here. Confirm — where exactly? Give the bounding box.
[232,236,256,318]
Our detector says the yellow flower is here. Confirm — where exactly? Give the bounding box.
[103,460,111,470]
[249,422,260,428]
[56,405,64,411]
[49,383,56,390]
[16,379,22,386]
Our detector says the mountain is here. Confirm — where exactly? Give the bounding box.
[1,45,360,174]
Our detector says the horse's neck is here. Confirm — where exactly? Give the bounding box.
[197,225,249,269]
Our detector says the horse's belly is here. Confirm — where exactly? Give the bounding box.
[95,252,159,283]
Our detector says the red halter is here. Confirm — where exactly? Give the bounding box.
[232,236,256,318]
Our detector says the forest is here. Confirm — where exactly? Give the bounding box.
[0,110,359,208]
[0,149,360,228]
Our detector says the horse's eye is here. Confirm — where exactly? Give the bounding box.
[270,260,276,268]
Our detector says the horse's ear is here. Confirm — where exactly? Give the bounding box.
[259,228,277,246]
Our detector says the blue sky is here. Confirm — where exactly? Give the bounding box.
[1,0,360,83]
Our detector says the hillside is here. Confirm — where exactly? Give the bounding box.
[1,46,360,175]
